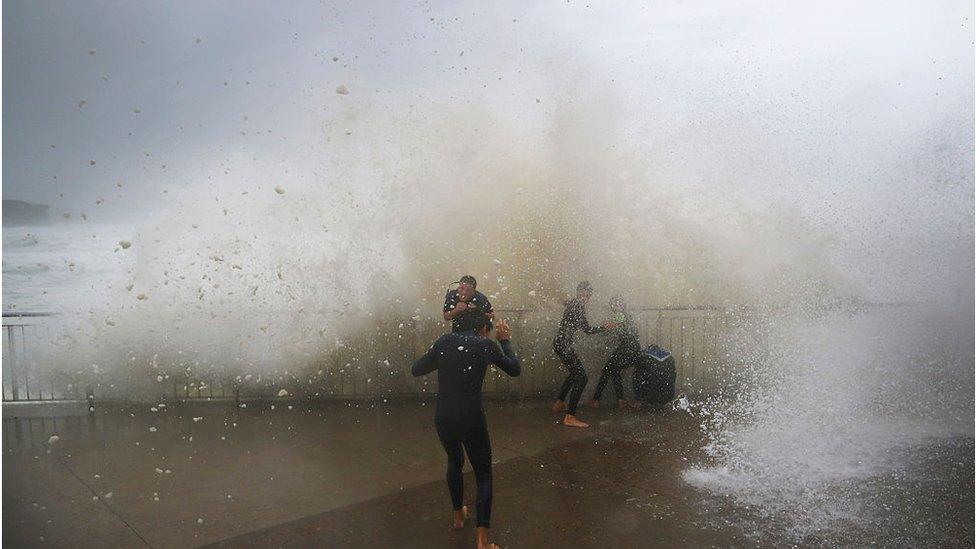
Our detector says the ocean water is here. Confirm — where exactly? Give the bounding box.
[3,223,134,314]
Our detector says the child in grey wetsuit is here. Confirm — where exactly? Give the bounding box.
[591,296,642,408]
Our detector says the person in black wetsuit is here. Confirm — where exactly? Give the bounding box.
[443,275,495,333]
[587,295,642,410]
[551,281,615,428]
[412,313,519,549]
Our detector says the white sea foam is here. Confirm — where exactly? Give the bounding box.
[684,306,974,540]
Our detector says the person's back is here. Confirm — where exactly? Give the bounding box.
[554,297,591,348]
[421,331,518,429]
[554,298,576,342]
[411,316,519,549]
[614,310,641,353]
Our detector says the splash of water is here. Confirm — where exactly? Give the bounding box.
[22,94,867,393]
[684,304,974,541]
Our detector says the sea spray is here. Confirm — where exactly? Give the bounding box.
[684,303,974,542]
[17,93,863,398]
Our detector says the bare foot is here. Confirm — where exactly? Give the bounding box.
[477,526,499,549]
[551,400,566,413]
[583,399,600,409]
[563,414,589,428]
[630,401,643,411]
[616,399,631,410]
[453,505,469,529]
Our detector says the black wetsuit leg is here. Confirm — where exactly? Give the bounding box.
[592,361,616,401]
[557,369,574,403]
[611,368,624,400]
[609,348,625,400]
[594,346,638,401]
[436,418,493,528]
[555,341,573,402]
[436,420,465,512]
[554,343,588,415]
[462,422,493,528]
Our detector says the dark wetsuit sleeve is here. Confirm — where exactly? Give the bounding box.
[486,339,521,377]
[411,338,442,377]
[443,290,458,312]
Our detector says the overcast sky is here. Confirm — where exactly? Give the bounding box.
[3,0,973,225]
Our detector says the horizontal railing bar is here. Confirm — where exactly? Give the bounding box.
[0,301,922,318]
[0,301,924,404]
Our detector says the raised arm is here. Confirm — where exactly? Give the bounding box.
[412,338,442,377]
[489,340,521,377]
[486,320,521,377]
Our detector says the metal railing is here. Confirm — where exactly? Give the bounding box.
[2,306,747,404]
[2,313,95,409]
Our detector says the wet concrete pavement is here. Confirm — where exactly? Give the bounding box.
[4,399,653,548]
[4,399,973,548]
[207,415,745,548]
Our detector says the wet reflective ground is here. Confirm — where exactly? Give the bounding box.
[3,400,972,548]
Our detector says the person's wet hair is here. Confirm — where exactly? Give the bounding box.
[457,312,492,334]
[459,275,477,288]
[577,281,593,294]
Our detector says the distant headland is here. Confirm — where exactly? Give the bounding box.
[3,199,51,226]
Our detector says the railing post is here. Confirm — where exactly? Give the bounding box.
[22,333,31,401]
[7,326,20,401]
[656,310,663,344]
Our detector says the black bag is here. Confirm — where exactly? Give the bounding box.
[633,345,676,407]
